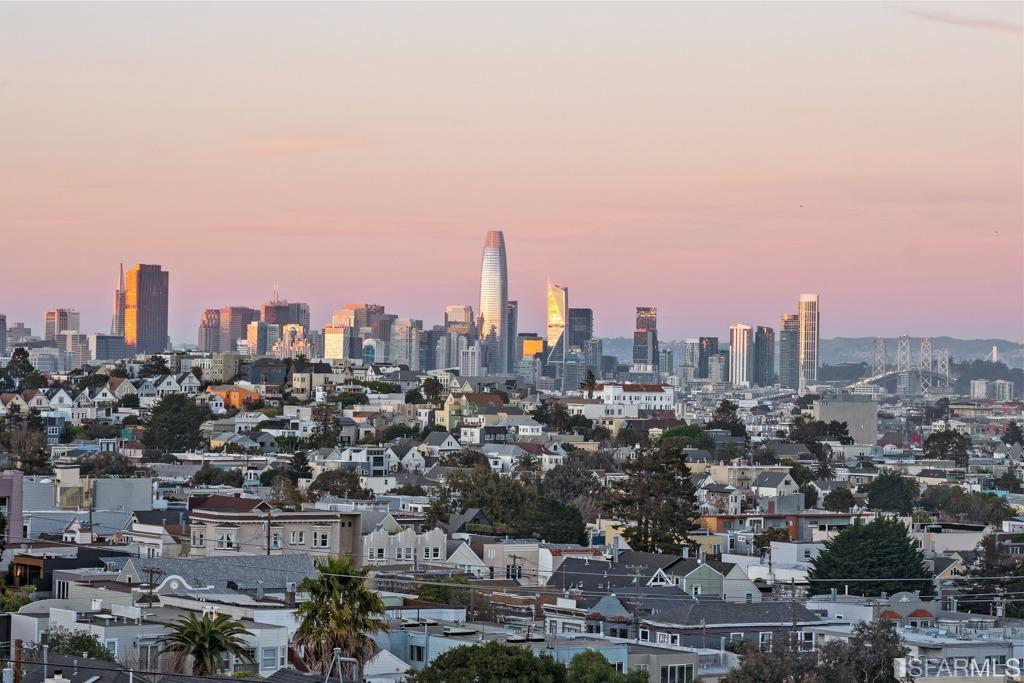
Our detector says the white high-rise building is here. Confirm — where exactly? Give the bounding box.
[682,338,700,369]
[729,324,753,387]
[798,293,820,392]
[460,342,483,376]
[478,231,509,374]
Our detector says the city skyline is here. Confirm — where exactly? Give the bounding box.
[1,2,1020,341]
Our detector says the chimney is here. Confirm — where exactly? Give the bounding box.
[256,580,264,601]
[285,581,296,607]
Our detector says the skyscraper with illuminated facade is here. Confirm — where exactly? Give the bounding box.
[124,263,169,354]
[478,230,509,374]
[798,293,820,391]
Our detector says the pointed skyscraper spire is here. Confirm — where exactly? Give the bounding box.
[111,262,127,336]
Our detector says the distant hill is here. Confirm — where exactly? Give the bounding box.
[598,336,1024,369]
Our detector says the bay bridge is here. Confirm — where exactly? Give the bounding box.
[846,336,954,393]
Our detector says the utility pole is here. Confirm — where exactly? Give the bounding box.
[264,508,273,555]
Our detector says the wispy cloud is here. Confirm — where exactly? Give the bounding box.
[903,7,1024,35]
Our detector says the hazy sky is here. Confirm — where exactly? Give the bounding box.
[2,2,1021,344]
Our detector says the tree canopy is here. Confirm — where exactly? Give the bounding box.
[409,641,566,683]
[309,468,372,500]
[605,444,699,554]
[822,487,855,512]
[861,470,918,514]
[706,400,747,437]
[923,429,972,468]
[808,517,933,597]
[142,394,206,453]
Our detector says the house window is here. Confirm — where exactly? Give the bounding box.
[271,532,282,550]
[758,632,773,650]
[423,546,431,559]
[192,530,205,547]
[505,565,523,579]
[745,593,753,603]
[432,547,441,559]
[639,629,650,642]
[290,531,305,545]
[261,647,277,670]
[660,664,693,683]
[376,548,385,560]
[280,648,286,667]
[410,645,425,662]
[691,585,701,596]
[729,632,744,643]
[215,530,236,550]
[105,641,117,657]
[312,531,330,548]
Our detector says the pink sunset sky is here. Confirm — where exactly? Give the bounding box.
[1,2,1021,344]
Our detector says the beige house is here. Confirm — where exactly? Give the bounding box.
[189,507,361,560]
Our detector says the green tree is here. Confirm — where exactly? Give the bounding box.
[288,451,314,481]
[962,533,1024,618]
[311,404,341,448]
[581,369,598,399]
[823,487,855,512]
[139,355,171,378]
[605,444,699,554]
[142,394,206,453]
[550,403,572,432]
[920,486,1012,525]
[193,465,243,487]
[78,452,137,478]
[2,421,53,475]
[159,613,253,675]
[808,517,933,597]
[3,348,43,390]
[660,423,713,451]
[309,468,371,500]
[405,388,425,404]
[0,587,32,612]
[515,452,542,482]
[788,462,815,487]
[269,474,303,508]
[1003,421,1024,446]
[994,470,1022,493]
[722,634,820,683]
[706,399,747,437]
[32,626,114,662]
[817,620,910,683]
[531,401,551,425]
[801,483,819,509]
[422,377,446,404]
[815,459,835,480]
[410,641,566,683]
[861,470,919,514]
[294,556,388,676]
[753,527,791,552]
[542,458,597,501]
[567,650,646,683]
[512,496,587,545]
[923,429,972,468]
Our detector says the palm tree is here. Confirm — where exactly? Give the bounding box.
[815,459,835,480]
[515,453,542,482]
[294,555,389,678]
[159,613,253,675]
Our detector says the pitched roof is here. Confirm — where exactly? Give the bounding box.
[188,494,270,513]
[423,431,457,446]
[649,600,822,627]
[753,471,790,488]
[122,553,316,591]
